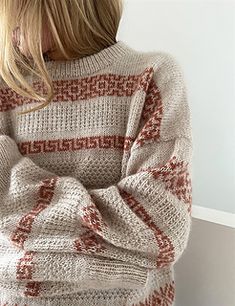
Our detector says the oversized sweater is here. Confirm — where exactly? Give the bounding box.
[0,40,193,306]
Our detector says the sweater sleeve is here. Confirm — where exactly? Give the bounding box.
[0,53,193,284]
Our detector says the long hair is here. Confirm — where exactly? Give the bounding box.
[0,0,124,115]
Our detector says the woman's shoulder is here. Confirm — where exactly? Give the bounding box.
[141,49,184,77]
[122,44,184,78]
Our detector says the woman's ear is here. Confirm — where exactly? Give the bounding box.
[41,22,55,55]
[12,22,54,58]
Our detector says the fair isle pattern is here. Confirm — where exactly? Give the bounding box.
[74,225,107,254]
[141,77,162,121]
[0,68,153,112]
[16,251,41,297]
[12,177,57,298]
[0,41,193,305]
[80,202,108,232]
[24,282,41,298]
[141,155,192,213]
[10,177,58,248]
[17,135,135,155]
[118,188,174,268]
[132,280,175,306]
[76,199,109,254]
[135,77,163,147]
[16,251,36,280]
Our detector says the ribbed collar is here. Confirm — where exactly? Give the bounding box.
[42,40,133,78]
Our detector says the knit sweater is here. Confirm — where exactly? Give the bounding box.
[0,40,193,306]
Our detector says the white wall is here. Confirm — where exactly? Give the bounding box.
[118,0,235,215]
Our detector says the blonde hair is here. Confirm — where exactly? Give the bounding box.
[0,0,123,115]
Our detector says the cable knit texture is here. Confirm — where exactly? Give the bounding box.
[0,40,193,305]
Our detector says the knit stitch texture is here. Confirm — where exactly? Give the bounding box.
[0,40,193,305]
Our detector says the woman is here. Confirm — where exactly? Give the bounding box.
[0,0,193,305]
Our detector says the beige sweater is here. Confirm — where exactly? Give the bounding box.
[0,40,193,305]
